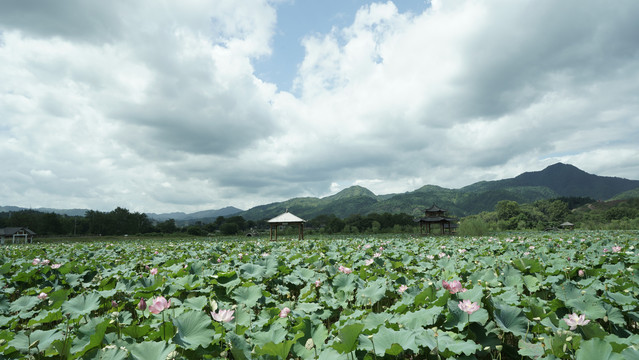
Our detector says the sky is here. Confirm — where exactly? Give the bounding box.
[1,0,639,214]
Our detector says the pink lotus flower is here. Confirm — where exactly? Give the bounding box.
[315,279,321,288]
[111,300,118,308]
[458,299,480,314]
[578,269,585,277]
[32,258,41,265]
[211,309,235,322]
[148,296,171,314]
[612,246,622,253]
[51,263,62,269]
[373,252,382,258]
[41,259,50,265]
[365,259,374,266]
[279,307,291,318]
[217,258,221,263]
[150,268,158,275]
[338,265,352,274]
[426,255,434,260]
[398,285,408,294]
[138,298,147,311]
[442,280,467,294]
[37,292,48,300]
[563,313,590,330]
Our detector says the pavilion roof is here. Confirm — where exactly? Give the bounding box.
[424,204,446,213]
[267,211,306,223]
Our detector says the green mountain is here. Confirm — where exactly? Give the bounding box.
[240,163,639,221]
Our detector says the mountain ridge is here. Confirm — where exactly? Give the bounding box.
[2,163,638,222]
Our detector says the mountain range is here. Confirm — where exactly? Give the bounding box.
[2,163,638,222]
[236,163,639,220]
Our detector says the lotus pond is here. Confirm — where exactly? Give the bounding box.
[1,231,638,359]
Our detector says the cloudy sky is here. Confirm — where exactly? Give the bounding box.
[2,0,638,213]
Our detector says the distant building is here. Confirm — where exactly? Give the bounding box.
[560,222,574,230]
[0,227,36,244]
[416,205,458,235]
[267,210,306,240]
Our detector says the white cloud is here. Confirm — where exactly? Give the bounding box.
[1,0,638,213]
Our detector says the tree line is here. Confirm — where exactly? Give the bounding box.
[458,197,639,235]
[0,208,420,237]
[4,197,637,238]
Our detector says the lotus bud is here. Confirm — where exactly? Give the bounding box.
[495,345,503,351]
[210,299,218,312]
[566,336,572,342]
[138,298,147,311]
[305,338,315,350]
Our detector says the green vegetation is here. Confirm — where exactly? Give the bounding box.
[1,231,638,358]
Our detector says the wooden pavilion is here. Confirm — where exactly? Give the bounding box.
[267,211,306,240]
[0,227,36,245]
[417,205,458,235]
[560,221,574,230]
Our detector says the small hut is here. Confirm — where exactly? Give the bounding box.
[417,205,458,235]
[267,211,306,240]
[0,227,36,244]
[560,221,574,230]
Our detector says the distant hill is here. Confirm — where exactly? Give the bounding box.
[462,163,639,200]
[0,206,89,217]
[146,206,243,221]
[239,163,639,220]
[3,163,637,223]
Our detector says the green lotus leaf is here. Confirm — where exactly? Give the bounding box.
[492,301,529,338]
[122,324,152,339]
[369,326,421,356]
[70,317,109,357]
[182,296,207,310]
[253,323,288,347]
[7,329,64,354]
[395,306,443,330]
[129,341,176,360]
[227,332,251,360]
[291,318,329,358]
[523,274,541,292]
[437,331,482,356]
[332,273,358,294]
[356,279,387,306]
[232,284,263,308]
[566,295,606,320]
[575,338,624,360]
[172,310,218,350]
[9,295,40,313]
[240,263,266,280]
[331,322,364,354]
[61,292,101,318]
[518,339,544,358]
[28,309,63,327]
[86,346,128,360]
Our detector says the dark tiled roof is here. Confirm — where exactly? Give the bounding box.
[424,204,446,213]
[0,227,36,235]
